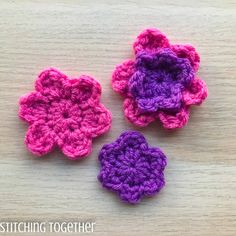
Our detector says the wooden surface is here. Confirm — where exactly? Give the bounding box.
[0,0,236,235]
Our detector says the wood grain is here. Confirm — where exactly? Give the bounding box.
[0,0,236,235]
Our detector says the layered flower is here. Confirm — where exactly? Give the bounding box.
[112,28,208,129]
[19,68,112,160]
[98,131,167,204]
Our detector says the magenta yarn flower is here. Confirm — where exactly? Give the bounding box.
[98,131,167,204]
[19,68,112,160]
[112,28,208,129]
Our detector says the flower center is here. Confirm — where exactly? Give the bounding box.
[62,111,69,119]
[129,49,194,112]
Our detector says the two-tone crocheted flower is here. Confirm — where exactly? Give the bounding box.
[19,68,112,160]
[98,131,167,204]
[112,28,208,129]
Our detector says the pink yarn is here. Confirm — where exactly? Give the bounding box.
[19,68,112,160]
[112,28,208,129]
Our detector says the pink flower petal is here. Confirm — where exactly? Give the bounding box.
[69,75,101,106]
[159,106,190,129]
[58,130,92,160]
[124,97,159,127]
[35,68,68,99]
[19,91,48,124]
[183,78,208,106]
[112,59,135,95]
[133,28,170,54]
[81,104,112,138]
[171,44,200,71]
[25,121,56,156]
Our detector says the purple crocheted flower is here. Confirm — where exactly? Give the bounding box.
[112,28,208,129]
[129,48,194,112]
[98,131,167,204]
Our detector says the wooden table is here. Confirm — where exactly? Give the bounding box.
[0,0,235,235]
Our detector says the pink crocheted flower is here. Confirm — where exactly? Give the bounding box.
[19,68,112,160]
[112,28,208,129]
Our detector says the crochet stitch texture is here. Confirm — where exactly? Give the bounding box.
[19,68,112,160]
[112,28,208,129]
[98,131,167,204]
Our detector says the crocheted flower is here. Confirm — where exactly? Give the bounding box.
[112,28,208,129]
[19,68,112,160]
[98,131,167,204]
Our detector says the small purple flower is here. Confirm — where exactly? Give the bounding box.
[98,131,167,204]
[129,48,194,112]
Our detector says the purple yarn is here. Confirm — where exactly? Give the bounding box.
[98,131,167,204]
[129,48,195,112]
